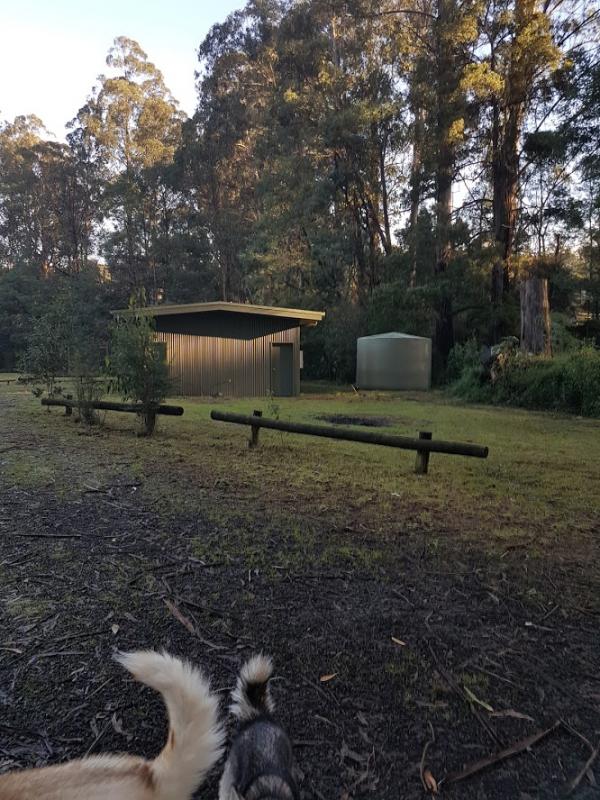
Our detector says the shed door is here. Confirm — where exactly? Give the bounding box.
[271,343,294,396]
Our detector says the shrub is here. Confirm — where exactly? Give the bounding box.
[73,371,106,426]
[446,338,481,383]
[107,298,171,436]
[452,346,600,417]
[19,296,71,397]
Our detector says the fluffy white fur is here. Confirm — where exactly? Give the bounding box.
[229,653,274,720]
[0,650,225,800]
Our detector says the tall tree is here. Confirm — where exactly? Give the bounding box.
[75,37,185,296]
[486,0,562,342]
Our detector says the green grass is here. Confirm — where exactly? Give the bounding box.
[2,379,599,564]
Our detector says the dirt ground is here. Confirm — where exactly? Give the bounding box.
[1,384,599,799]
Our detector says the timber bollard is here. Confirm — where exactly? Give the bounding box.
[249,409,263,449]
[414,431,432,474]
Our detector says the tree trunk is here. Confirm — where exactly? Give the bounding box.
[520,275,552,355]
[378,135,392,255]
[409,105,424,288]
[140,409,157,437]
[434,0,455,368]
[434,117,454,354]
[490,0,544,344]
[491,105,520,341]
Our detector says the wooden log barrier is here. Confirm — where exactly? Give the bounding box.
[41,398,184,416]
[414,430,433,475]
[210,409,488,473]
[248,409,263,449]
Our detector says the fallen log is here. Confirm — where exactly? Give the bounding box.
[41,398,183,416]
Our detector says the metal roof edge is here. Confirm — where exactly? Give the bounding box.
[111,301,325,325]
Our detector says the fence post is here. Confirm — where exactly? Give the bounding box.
[65,394,73,417]
[414,431,432,474]
[249,409,263,449]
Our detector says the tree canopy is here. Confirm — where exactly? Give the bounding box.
[1,2,599,378]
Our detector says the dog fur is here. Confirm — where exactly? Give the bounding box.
[219,654,299,800]
[0,650,225,800]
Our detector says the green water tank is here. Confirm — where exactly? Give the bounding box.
[356,332,432,390]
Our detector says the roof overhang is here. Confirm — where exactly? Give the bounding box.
[111,301,325,327]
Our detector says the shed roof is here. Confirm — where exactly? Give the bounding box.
[358,331,431,341]
[112,301,325,327]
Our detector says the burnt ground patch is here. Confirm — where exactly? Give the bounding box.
[316,414,394,428]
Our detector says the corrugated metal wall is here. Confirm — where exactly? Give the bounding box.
[155,312,300,397]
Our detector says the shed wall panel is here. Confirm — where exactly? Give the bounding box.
[155,316,300,397]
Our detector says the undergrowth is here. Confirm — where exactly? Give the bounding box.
[451,347,600,417]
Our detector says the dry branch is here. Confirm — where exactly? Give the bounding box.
[443,721,561,786]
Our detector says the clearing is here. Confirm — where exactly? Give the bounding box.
[0,380,599,799]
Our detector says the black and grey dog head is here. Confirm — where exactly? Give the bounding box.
[219,654,299,800]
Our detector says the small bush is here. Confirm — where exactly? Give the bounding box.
[19,299,71,397]
[106,298,171,436]
[452,346,600,417]
[446,338,481,383]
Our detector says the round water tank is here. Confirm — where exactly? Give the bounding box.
[356,332,432,390]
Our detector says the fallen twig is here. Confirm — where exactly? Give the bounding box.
[560,719,594,752]
[84,718,113,757]
[420,722,437,793]
[427,642,502,746]
[164,598,197,636]
[28,650,87,664]
[565,741,599,796]
[163,598,225,650]
[443,720,561,786]
[12,532,83,539]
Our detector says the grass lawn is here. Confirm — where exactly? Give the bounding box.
[1,379,599,798]
[6,379,597,560]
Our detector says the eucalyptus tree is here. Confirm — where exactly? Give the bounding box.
[74,37,185,296]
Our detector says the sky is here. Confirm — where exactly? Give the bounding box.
[0,0,244,140]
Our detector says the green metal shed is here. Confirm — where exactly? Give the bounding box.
[114,302,324,397]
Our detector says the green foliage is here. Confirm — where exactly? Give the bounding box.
[551,313,584,353]
[446,338,482,383]
[367,280,435,340]
[2,4,600,379]
[303,302,366,383]
[15,268,109,396]
[19,309,70,397]
[72,347,106,425]
[452,347,600,417]
[106,297,171,435]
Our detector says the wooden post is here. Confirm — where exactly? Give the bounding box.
[249,409,263,449]
[414,431,432,474]
[65,394,73,416]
